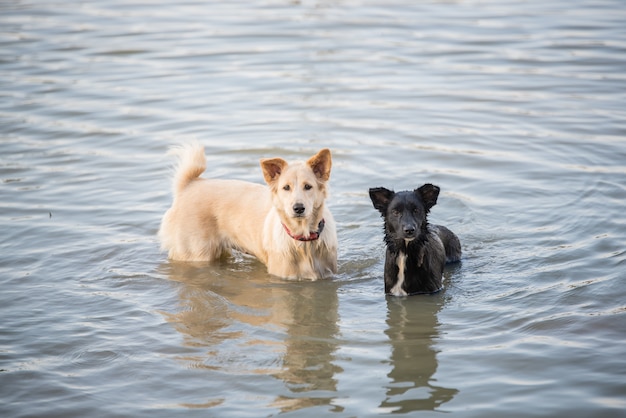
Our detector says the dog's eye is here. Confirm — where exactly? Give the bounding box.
[391,209,400,216]
[283,185,291,191]
[304,184,313,191]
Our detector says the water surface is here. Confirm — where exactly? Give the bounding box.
[1,0,625,417]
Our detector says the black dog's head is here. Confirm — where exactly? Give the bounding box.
[369,184,440,242]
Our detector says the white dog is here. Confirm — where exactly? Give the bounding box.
[158,142,337,280]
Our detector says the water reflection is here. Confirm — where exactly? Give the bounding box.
[270,280,344,413]
[381,296,458,413]
[160,258,342,413]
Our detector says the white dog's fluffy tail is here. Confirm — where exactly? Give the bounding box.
[168,141,206,196]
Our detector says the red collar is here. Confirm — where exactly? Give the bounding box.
[282,219,325,242]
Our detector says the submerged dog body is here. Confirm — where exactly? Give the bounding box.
[369,184,461,296]
[159,142,337,280]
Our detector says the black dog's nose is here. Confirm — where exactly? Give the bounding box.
[293,203,305,215]
[403,226,415,236]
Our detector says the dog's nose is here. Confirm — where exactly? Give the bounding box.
[293,203,305,215]
[403,226,415,236]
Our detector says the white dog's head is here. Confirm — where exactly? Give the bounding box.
[261,149,332,235]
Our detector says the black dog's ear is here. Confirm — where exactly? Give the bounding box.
[369,187,395,213]
[415,184,440,211]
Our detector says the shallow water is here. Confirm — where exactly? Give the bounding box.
[1,0,625,417]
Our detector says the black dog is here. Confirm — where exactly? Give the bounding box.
[369,184,461,296]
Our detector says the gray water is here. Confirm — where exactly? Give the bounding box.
[1,0,625,417]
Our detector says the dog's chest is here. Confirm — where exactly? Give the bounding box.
[390,251,408,296]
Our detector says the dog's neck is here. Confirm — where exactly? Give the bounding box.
[385,228,428,254]
[282,218,325,242]
[282,218,326,241]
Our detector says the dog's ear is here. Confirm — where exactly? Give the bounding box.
[416,184,440,211]
[369,187,395,213]
[260,157,287,185]
[307,149,332,182]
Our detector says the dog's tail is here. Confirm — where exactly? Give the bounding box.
[168,141,206,196]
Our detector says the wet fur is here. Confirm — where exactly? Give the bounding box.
[369,184,461,296]
[159,142,337,280]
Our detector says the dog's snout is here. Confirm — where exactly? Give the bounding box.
[403,225,416,237]
[293,203,305,215]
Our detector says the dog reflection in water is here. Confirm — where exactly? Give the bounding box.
[162,262,342,413]
[381,297,459,412]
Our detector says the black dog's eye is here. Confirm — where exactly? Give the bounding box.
[304,184,313,191]
[283,185,291,191]
[391,209,400,216]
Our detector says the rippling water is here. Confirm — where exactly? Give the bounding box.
[1,0,625,417]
